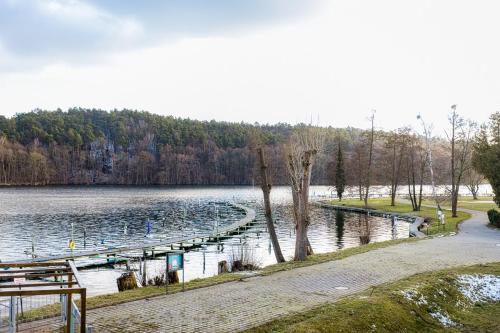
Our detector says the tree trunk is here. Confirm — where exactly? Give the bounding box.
[294,215,308,261]
[257,148,285,263]
[291,150,315,261]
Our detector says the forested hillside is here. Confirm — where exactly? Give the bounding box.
[0,109,450,186]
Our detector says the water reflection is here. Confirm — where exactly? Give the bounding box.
[335,210,345,249]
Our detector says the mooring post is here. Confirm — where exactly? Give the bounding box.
[142,250,147,284]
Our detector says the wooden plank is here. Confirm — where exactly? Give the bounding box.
[66,274,73,333]
[0,262,67,268]
[0,272,74,279]
[0,268,71,274]
[0,287,85,297]
[0,281,78,289]
[80,288,87,333]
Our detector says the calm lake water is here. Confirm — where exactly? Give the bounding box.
[0,186,410,296]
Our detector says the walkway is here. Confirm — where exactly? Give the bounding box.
[25,209,500,332]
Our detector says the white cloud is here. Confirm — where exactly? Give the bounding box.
[0,0,498,132]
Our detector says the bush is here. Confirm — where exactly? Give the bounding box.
[487,209,500,227]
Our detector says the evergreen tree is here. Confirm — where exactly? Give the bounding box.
[472,112,500,207]
[335,142,346,201]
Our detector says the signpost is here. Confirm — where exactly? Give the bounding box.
[165,250,185,294]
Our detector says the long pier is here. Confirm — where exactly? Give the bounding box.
[314,201,426,238]
[5,203,258,265]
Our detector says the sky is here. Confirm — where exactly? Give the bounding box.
[0,0,499,132]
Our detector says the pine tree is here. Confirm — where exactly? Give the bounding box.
[335,142,346,201]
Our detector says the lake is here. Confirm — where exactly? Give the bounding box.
[0,186,410,296]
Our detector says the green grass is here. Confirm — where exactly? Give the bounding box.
[245,262,500,333]
[421,196,499,212]
[328,197,471,235]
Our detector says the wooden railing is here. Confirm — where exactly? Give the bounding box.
[0,261,87,333]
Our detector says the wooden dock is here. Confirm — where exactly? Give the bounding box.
[314,201,426,238]
[4,203,258,265]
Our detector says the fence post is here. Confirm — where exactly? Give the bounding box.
[9,296,17,333]
[61,294,66,322]
[66,274,73,333]
[80,289,87,333]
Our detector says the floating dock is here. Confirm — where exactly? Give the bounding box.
[4,203,258,266]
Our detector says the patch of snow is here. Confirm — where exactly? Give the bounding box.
[335,286,349,290]
[430,311,456,327]
[457,274,500,303]
[401,289,427,305]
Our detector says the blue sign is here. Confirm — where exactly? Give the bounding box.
[167,253,184,272]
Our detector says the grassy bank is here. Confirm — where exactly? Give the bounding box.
[246,262,500,333]
[421,196,499,212]
[327,197,470,235]
[20,238,418,321]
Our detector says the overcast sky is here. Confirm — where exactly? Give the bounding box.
[0,0,498,131]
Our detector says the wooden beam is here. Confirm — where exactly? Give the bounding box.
[80,288,87,333]
[67,260,85,288]
[0,272,74,279]
[0,262,67,268]
[0,288,85,297]
[0,268,71,274]
[0,281,78,289]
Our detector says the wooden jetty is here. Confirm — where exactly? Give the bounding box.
[5,203,258,266]
[314,201,426,238]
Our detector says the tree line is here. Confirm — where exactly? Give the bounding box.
[0,108,484,190]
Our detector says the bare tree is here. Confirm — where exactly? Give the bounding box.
[363,111,376,208]
[347,127,365,201]
[464,168,484,200]
[406,132,427,211]
[385,127,409,206]
[446,105,476,217]
[257,147,285,263]
[286,126,324,261]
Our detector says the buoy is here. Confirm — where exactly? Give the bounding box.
[69,239,76,250]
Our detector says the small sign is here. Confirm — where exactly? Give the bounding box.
[167,252,184,272]
[14,277,26,284]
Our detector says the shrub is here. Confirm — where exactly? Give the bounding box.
[487,209,500,227]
